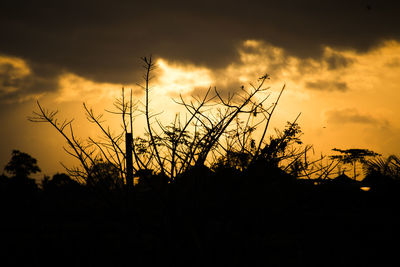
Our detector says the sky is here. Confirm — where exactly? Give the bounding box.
[1,0,400,179]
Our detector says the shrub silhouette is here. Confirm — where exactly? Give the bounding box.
[42,172,81,191]
[86,160,123,190]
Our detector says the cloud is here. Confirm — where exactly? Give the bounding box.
[56,73,131,103]
[325,108,390,128]
[0,56,58,104]
[0,56,30,93]
[1,0,400,90]
[324,52,355,70]
[155,59,213,97]
[305,80,348,92]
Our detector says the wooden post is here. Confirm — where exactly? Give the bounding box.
[125,133,134,190]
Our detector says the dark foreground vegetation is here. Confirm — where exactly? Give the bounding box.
[1,153,400,267]
[2,58,399,266]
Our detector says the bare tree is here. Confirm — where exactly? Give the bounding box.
[29,56,317,188]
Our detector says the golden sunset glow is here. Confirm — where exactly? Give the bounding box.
[156,59,213,96]
[153,40,400,160]
[56,73,124,103]
[2,39,400,176]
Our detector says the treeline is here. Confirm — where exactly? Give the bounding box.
[1,149,399,266]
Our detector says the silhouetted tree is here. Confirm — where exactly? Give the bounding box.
[1,150,39,211]
[330,148,380,180]
[4,150,41,178]
[30,56,321,190]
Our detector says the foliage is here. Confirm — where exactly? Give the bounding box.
[330,148,380,164]
[4,150,41,178]
[330,148,380,179]
[86,160,123,190]
[363,154,400,179]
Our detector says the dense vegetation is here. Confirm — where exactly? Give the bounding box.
[1,58,399,266]
[1,149,399,266]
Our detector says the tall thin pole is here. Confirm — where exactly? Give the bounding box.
[126,133,134,190]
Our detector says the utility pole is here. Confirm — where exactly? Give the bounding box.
[125,133,134,190]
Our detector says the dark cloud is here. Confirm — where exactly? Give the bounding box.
[0,60,58,103]
[1,0,399,94]
[325,53,354,70]
[305,80,348,92]
[326,108,390,128]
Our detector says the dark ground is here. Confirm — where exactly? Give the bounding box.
[1,171,399,267]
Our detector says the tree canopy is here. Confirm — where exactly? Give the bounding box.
[4,150,41,178]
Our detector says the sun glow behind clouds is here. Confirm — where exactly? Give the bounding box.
[2,39,400,177]
[156,59,213,95]
[149,40,400,158]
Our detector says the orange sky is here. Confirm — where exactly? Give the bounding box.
[1,39,400,180]
[2,1,400,180]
